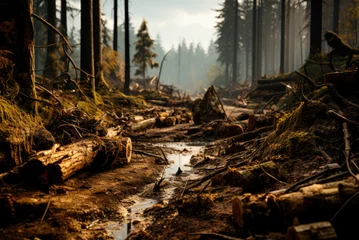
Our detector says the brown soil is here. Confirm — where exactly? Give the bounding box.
[0,146,165,240]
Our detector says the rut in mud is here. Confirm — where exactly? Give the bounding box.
[100,142,204,240]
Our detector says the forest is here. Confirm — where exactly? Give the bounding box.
[1,0,359,240]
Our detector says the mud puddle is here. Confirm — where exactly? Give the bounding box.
[96,142,204,239]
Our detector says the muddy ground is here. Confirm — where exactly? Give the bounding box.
[0,104,220,240]
[1,100,354,240]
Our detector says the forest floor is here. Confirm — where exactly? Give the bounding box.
[0,103,257,240]
[1,86,358,240]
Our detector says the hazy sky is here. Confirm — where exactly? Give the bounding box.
[101,0,222,51]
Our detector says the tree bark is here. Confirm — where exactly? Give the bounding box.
[0,0,37,114]
[310,0,322,55]
[113,0,118,52]
[333,0,340,34]
[93,0,106,89]
[238,179,359,238]
[80,0,95,83]
[252,0,257,87]
[123,0,130,94]
[43,0,57,79]
[60,0,67,36]
[21,137,132,185]
[232,0,238,83]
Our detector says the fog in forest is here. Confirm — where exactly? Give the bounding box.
[33,0,357,93]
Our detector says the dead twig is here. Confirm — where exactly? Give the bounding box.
[41,195,52,223]
[159,148,169,164]
[328,110,359,125]
[153,170,165,192]
[196,180,211,196]
[331,190,359,222]
[133,149,166,163]
[31,13,73,52]
[255,160,289,186]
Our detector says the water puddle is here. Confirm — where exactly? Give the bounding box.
[102,142,203,239]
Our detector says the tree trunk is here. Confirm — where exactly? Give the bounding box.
[280,0,285,73]
[113,0,118,52]
[232,0,238,84]
[310,0,322,55]
[256,1,262,78]
[225,40,230,83]
[123,0,130,94]
[21,137,132,185]
[60,0,67,36]
[43,0,57,79]
[333,0,340,34]
[0,0,37,114]
[93,0,106,89]
[252,0,257,87]
[238,180,359,239]
[80,0,95,84]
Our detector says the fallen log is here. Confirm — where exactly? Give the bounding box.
[247,114,274,131]
[48,137,132,184]
[21,137,132,186]
[237,177,359,239]
[286,221,337,240]
[130,117,156,132]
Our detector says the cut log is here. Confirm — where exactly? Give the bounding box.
[47,137,132,184]
[130,117,156,131]
[247,114,274,131]
[164,116,176,127]
[286,222,337,240]
[238,177,359,239]
[21,137,132,186]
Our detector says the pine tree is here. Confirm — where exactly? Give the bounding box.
[132,19,159,80]
[215,0,241,83]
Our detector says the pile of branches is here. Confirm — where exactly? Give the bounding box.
[46,108,107,145]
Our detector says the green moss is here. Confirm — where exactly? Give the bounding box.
[77,101,103,117]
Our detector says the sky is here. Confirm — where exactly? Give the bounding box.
[101,0,222,51]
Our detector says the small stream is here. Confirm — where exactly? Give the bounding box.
[102,142,203,239]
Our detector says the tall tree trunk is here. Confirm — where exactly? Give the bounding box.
[80,0,95,84]
[93,0,106,89]
[256,1,262,78]
[333,0,340,34]
[43,0,57,79]
[280,0,285,73]
[232,0,239,83]
[123,0,130,94]
[60,0,68,72]
[252,0,257,87]
[61,0,67,36]
[0,0,37,114]
[113,0,118,52]
[285,0,290,72]
[310,0,322,55]
[225,42,229,83]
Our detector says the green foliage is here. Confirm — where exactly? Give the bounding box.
[215,0,243,68]
[132,19,159,79]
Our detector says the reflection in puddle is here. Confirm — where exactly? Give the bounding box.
[113,198,157,239]
[105,142,203,239]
